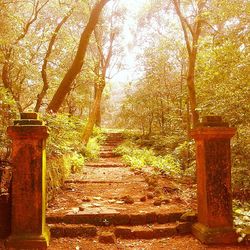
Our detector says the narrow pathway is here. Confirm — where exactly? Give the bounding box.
[46,132,202,249]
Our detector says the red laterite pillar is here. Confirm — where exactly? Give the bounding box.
[6,112,50,249]
[191,116,237,244]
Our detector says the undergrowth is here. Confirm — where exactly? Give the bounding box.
[114,139,194,177]
[42,113,105,201]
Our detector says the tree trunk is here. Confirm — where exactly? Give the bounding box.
[187,52,199,127]
[82,85,104,145]
[172,0,204,128]
[47,0,110,113]
[94,83,102,127]
[34,8,73,112]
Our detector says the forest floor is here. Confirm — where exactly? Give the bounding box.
[1,132,248,249]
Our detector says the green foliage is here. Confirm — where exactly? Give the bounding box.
[233,200,250,243]
[42,113,104,200]
[81,126,106,160]
[232,125,250,194]
[115,140,182,176]
[0,87,18,159]
[69,151,85,173]
[43,113,86,156]
[174,141,196,173]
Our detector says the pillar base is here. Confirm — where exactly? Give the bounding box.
[192,223,238,244]
[5,225,50,249]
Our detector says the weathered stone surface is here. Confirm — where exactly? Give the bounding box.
[130,213,147,225]
[0,194,11,238]
[114,227,132,238]
[176,222,192,234]
[192,223,238,244]
[157,212,183,224]
[99,232,116,244]
[113,214,130,225]
[133,227,154,239]
[153,224,176,238]
[145,212,157,224]
[50,224,97,238]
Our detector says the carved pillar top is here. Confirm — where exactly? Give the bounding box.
[7,112,49,140]
[191,116,236,139]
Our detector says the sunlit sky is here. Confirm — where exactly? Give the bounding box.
[110,0,148,84]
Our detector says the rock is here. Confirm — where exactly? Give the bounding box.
[153,199,162,206]
[82,196,91,202]
[121,195,134,204]
[161,198,171,204]
[79,205,85,211]
[140,196,147,202]
[147,192,154,199]
[99,232,116,244]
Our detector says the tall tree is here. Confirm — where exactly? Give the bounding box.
[46,0,110,113]
[172,0,207,128]
[82,2,124,144]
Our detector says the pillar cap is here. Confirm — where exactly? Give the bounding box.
[198,116,229,128]
[14,112,43,126]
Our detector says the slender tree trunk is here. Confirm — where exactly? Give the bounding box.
[82,85,104,145]
[47,0,110,113]
[172,0,205,128]
[94,84,102,126]
[187,52,199,127]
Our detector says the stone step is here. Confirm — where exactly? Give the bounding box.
[85,162,125,168]
[49,224,97,238]
[47,211,185,226]
[103,140,123,144]
[100,152,118,158]
[114,222,191,239]
[48,222,192,239]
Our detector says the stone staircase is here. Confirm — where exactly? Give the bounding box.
[46,132,196,242]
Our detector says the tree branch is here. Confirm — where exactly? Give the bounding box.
[34,7,74,112]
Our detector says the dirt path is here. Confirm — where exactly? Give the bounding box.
[40,133,250,249]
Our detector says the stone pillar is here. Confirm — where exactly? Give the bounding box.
[191,116,237,244]
[6,112,50,249]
